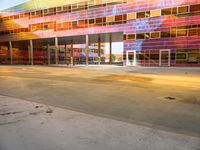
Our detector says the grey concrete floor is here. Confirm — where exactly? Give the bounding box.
[1,95,200,150]
[0,65,200,149]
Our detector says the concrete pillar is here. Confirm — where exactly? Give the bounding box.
[55,37,58,65]
[109,34,112,64]
[28,45,31,64]
[98,35,101,65]
[9,41,12,65]
[47,44,50,65]
[86,34,89,66]
[30,40,33,65]
[64,44,67,64]
[70,40,73,65]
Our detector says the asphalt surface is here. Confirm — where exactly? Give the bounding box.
[0,65,200,137]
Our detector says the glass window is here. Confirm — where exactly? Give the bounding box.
[150,32,160,38]
[123,35,127,40]
[177,26,188,37]
[190,24,198,29]
[106,16,114,22]
[63,22,71,29]
[19,14,24,18]
[150,9,161,17]
[115,15,123,21]
[72,21,78,27]
[190,4,200,15]
[78,2,86,10]
[190,4,200,12]
[89,19,95,24]
[44,9,48,14]
[177,26,189,30]
[178,6,189,13]
[127,34,135,40]
[136,33,145,39]
[72,3,78,10]
[145,11,150,17]
[150,51,159,60]
[189,49,199,53]
[96,18,102,24]
[102,17,106,25]
[136,12,145,18]
[170,27,177,37]
[127,13,136,20]
[172,7,177,15]
[188,53,199,63]
[177,29,188,37]
[36,10,42,17]
[161,31,171,38]
[57,6,63,12]
[123,14,127,20]
[56,23,63,30]
[63,5,70,12]
[24,13,30,18]
[176,53,187,59]
[2,17,9,21]
[48,8,55,14]
[189,26,198,36]
[161,8,171,15]
[31,11,35,18]
[30,25,36,31]
[36,24,42,30]
[14,15,19,19]
[43,24,49,30]
[145,33,150,39]
[78,20,85,27]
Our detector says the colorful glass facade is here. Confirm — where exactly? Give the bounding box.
[0,0,200,66]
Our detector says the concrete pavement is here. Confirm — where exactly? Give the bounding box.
[0,65,200,149]
[0,95,200,150]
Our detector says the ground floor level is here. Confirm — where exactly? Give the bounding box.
[1,48,199,67]
[0,34,200,67]
[126,49,200,67]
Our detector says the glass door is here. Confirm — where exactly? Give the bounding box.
[126,50,136,66]
[159,50,170,66]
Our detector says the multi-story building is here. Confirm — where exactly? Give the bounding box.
[0,0,200,66]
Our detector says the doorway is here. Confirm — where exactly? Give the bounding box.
[126,50,136,66]
[159,49,170,66]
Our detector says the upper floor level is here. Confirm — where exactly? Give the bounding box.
[0,0,199,42]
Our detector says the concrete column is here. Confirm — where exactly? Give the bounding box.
[70,40,73,65]
[28,45,30,64]
[47,44,50,65]
[64,44,67,64]
[86,34,89,66]
[9,41,12,65]
[30,40,33,65]
[109,34,112,64]
[98,35,101,65]
[55,37,58,65]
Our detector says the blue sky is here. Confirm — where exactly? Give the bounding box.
[0,0,30,11]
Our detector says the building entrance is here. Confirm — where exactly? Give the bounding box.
[126,50,136,66]
[159,50,171,67]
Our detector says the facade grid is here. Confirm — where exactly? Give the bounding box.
[0,0,200,66]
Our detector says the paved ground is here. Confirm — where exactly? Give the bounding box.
[0,95,200,150]
[0,65,200,149]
